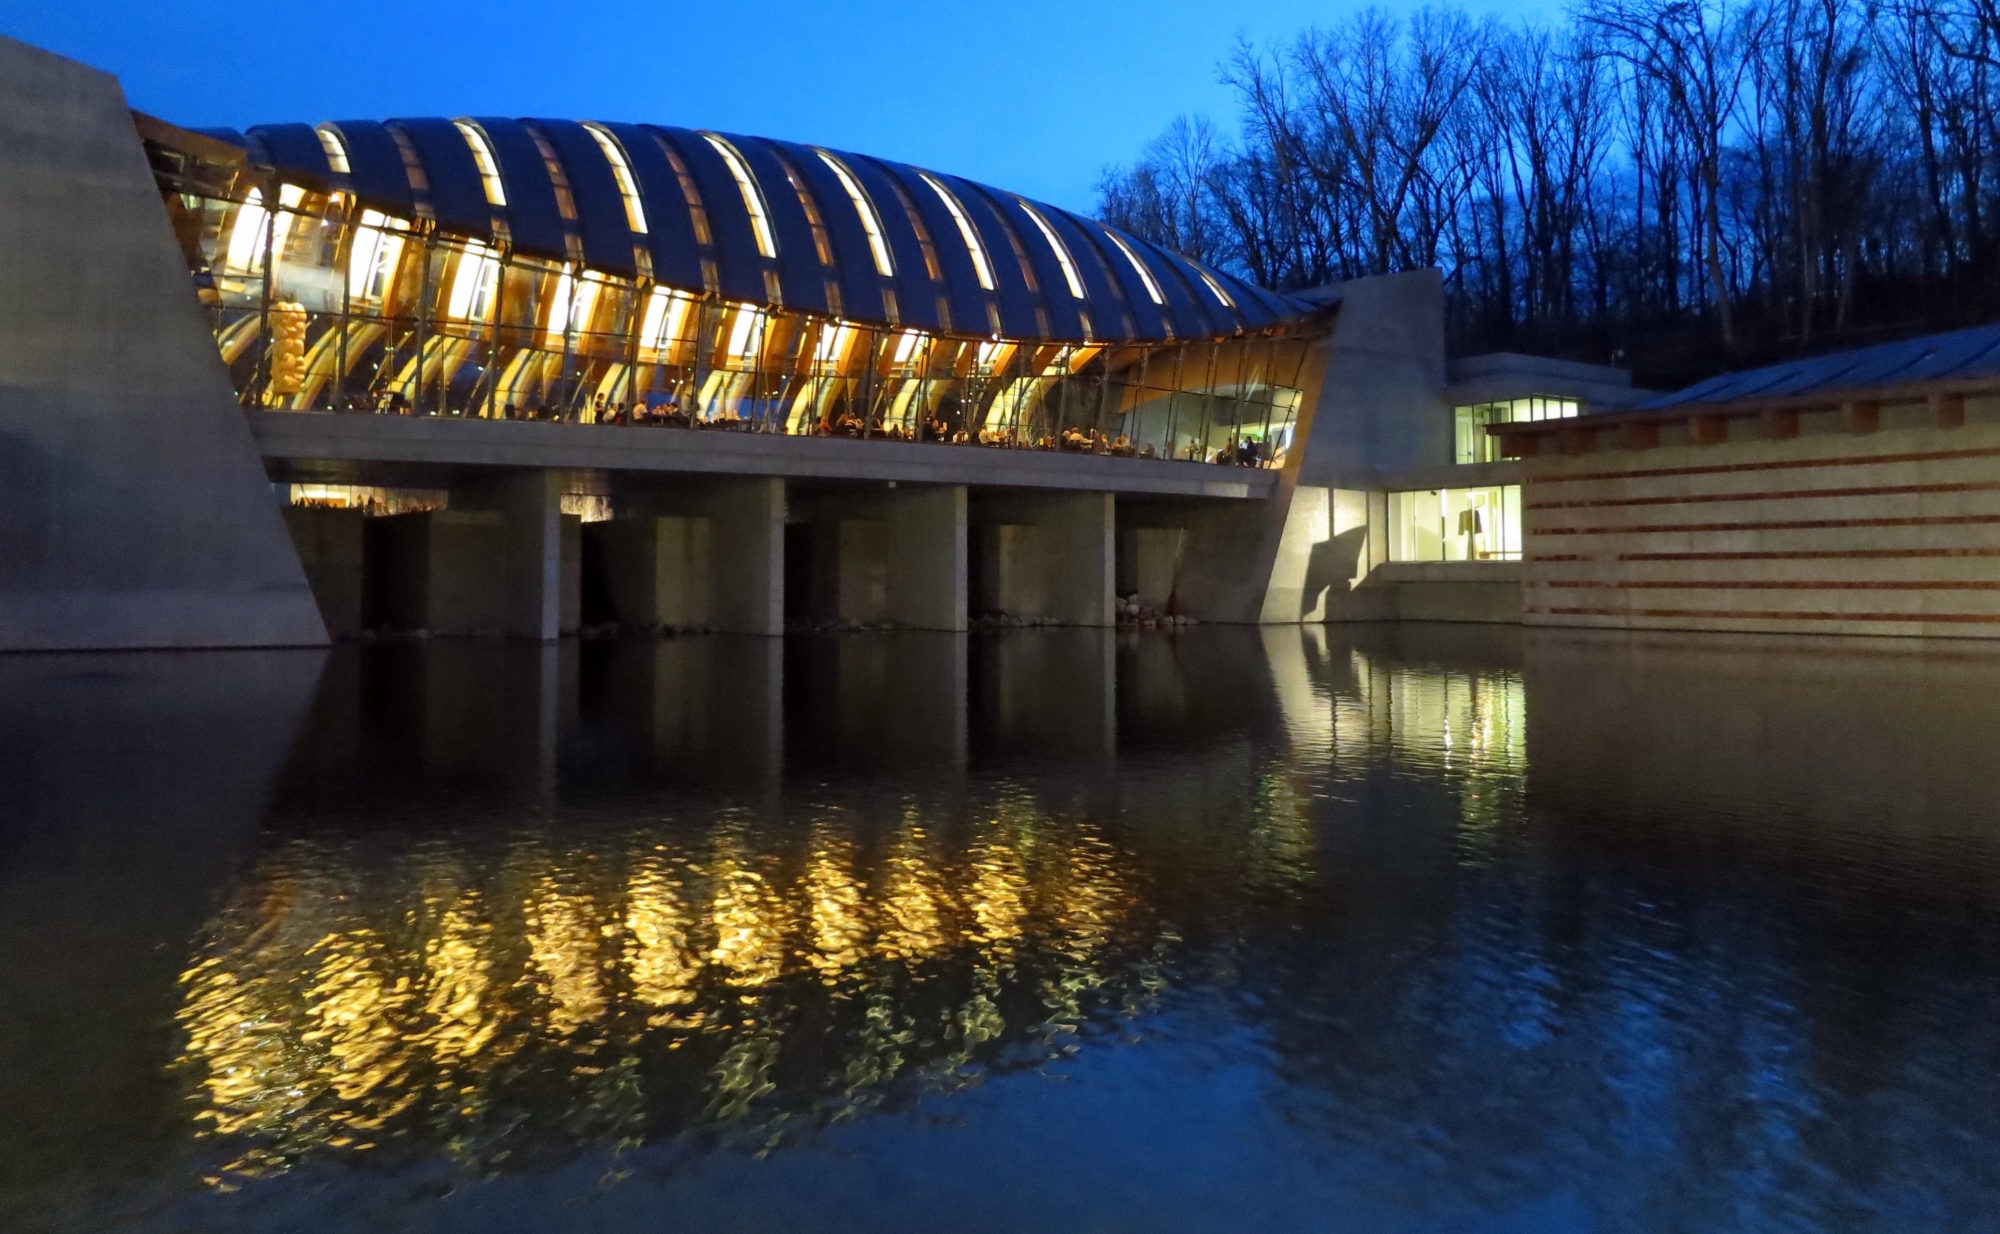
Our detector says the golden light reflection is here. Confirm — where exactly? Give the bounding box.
[524,874,607,1037]
[173,804,1168,1183]
[625,854,700,1026]
[804,824,869,982]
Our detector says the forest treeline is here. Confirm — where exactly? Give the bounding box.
[1095,0,2000,387]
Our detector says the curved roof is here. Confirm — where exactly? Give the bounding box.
[220,118,1319,345]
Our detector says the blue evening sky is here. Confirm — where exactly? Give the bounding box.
[8,0,1558,214]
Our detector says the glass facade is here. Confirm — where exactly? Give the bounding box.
[1387,485,1522,562]
[1454,396,1579,464]
[158,163,1307,468]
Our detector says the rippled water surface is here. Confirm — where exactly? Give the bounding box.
[3,626,1999,1233]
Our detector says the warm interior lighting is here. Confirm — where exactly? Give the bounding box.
[817,152,894,277]
[226,184,305,273]
[545,269,600,346]
[703,135,776,259]
[1017,201,1085,299]
[1105,230,1166,305]
[813,321,854,365]
[445,242,501,323]
[346,209,408,303]
[892,329,927,365]
[584,123,648,234]
[918,172,994,290]
[454,121,507,208]
[638,287,693,358]
[316,126,351,174]
[727,303,766,360]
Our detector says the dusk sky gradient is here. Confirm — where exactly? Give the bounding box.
[9,0,1557,214]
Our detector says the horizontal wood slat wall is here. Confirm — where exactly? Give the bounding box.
[1521,417,2000,638]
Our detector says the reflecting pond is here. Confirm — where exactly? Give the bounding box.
[3,626,1998,1232]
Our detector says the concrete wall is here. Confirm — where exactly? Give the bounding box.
[1353,562,1524,624]
[974,492,1114,625]
[795,485,967,631]
[364,505,580,637]
[0,36,325,649]
[1522,411,2000,638]
[280,506,365,637]
[587,516,711,629]
[1296,269,1450,488]
[698,479,784,636]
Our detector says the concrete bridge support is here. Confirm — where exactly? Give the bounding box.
[454,471,578,640]
[602,476,784,635]
[586,516,712,630]
[973,492,1115,625]
[363,472,578,638]
[796,484,967,631]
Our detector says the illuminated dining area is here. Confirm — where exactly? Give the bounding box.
[163,117,1314,469]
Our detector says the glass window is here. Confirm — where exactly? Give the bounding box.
[316,126,350,175]
[445,241,500,323]
[726,303,766,362]
[702,135,776,259]
[1195,267,1236,309]
[1104,229,1166,305]
[638,287,693,360]
[347,209,407,303]
[1017,201,1084,300]
[1388,486,1522,561]
[813,321,854,366]
[917,172,994,291]
[772,151,833,266]
[224,184,304,273]
[545,268,601,346]
[818,152,894,278]
[583,123,648,234]
[1453,396,1581,463]
[454,121,507,208]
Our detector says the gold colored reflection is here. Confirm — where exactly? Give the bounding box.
[878,817,956,964]
[524,874,607,1037]
[625,854,700,1026]
[173,802,1169,1183]
[803,824,869,982]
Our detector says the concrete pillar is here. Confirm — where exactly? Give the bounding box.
[458,471,568,641]
[1117,526,1187,611]
[612,477,784,635]
[793,485,966,630]
[281,506,365,637]
[976,492,1114,625]
[588,516,711,630]
[886,485,967,632]
[701,478,785,635]
[365,509,508,635]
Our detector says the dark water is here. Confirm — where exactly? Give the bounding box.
[3,626,1998,1233]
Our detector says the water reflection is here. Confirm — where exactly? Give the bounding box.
[6,627,2000,1231]
[172,792,1160,1181]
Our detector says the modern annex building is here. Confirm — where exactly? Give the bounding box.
[13,33,1997,650]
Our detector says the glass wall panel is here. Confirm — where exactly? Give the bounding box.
[1453,397,1581,464]
[1387,486,1522,562]
[168,173,1312,465]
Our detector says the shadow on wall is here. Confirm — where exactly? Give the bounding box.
[1302,525,1370,617]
